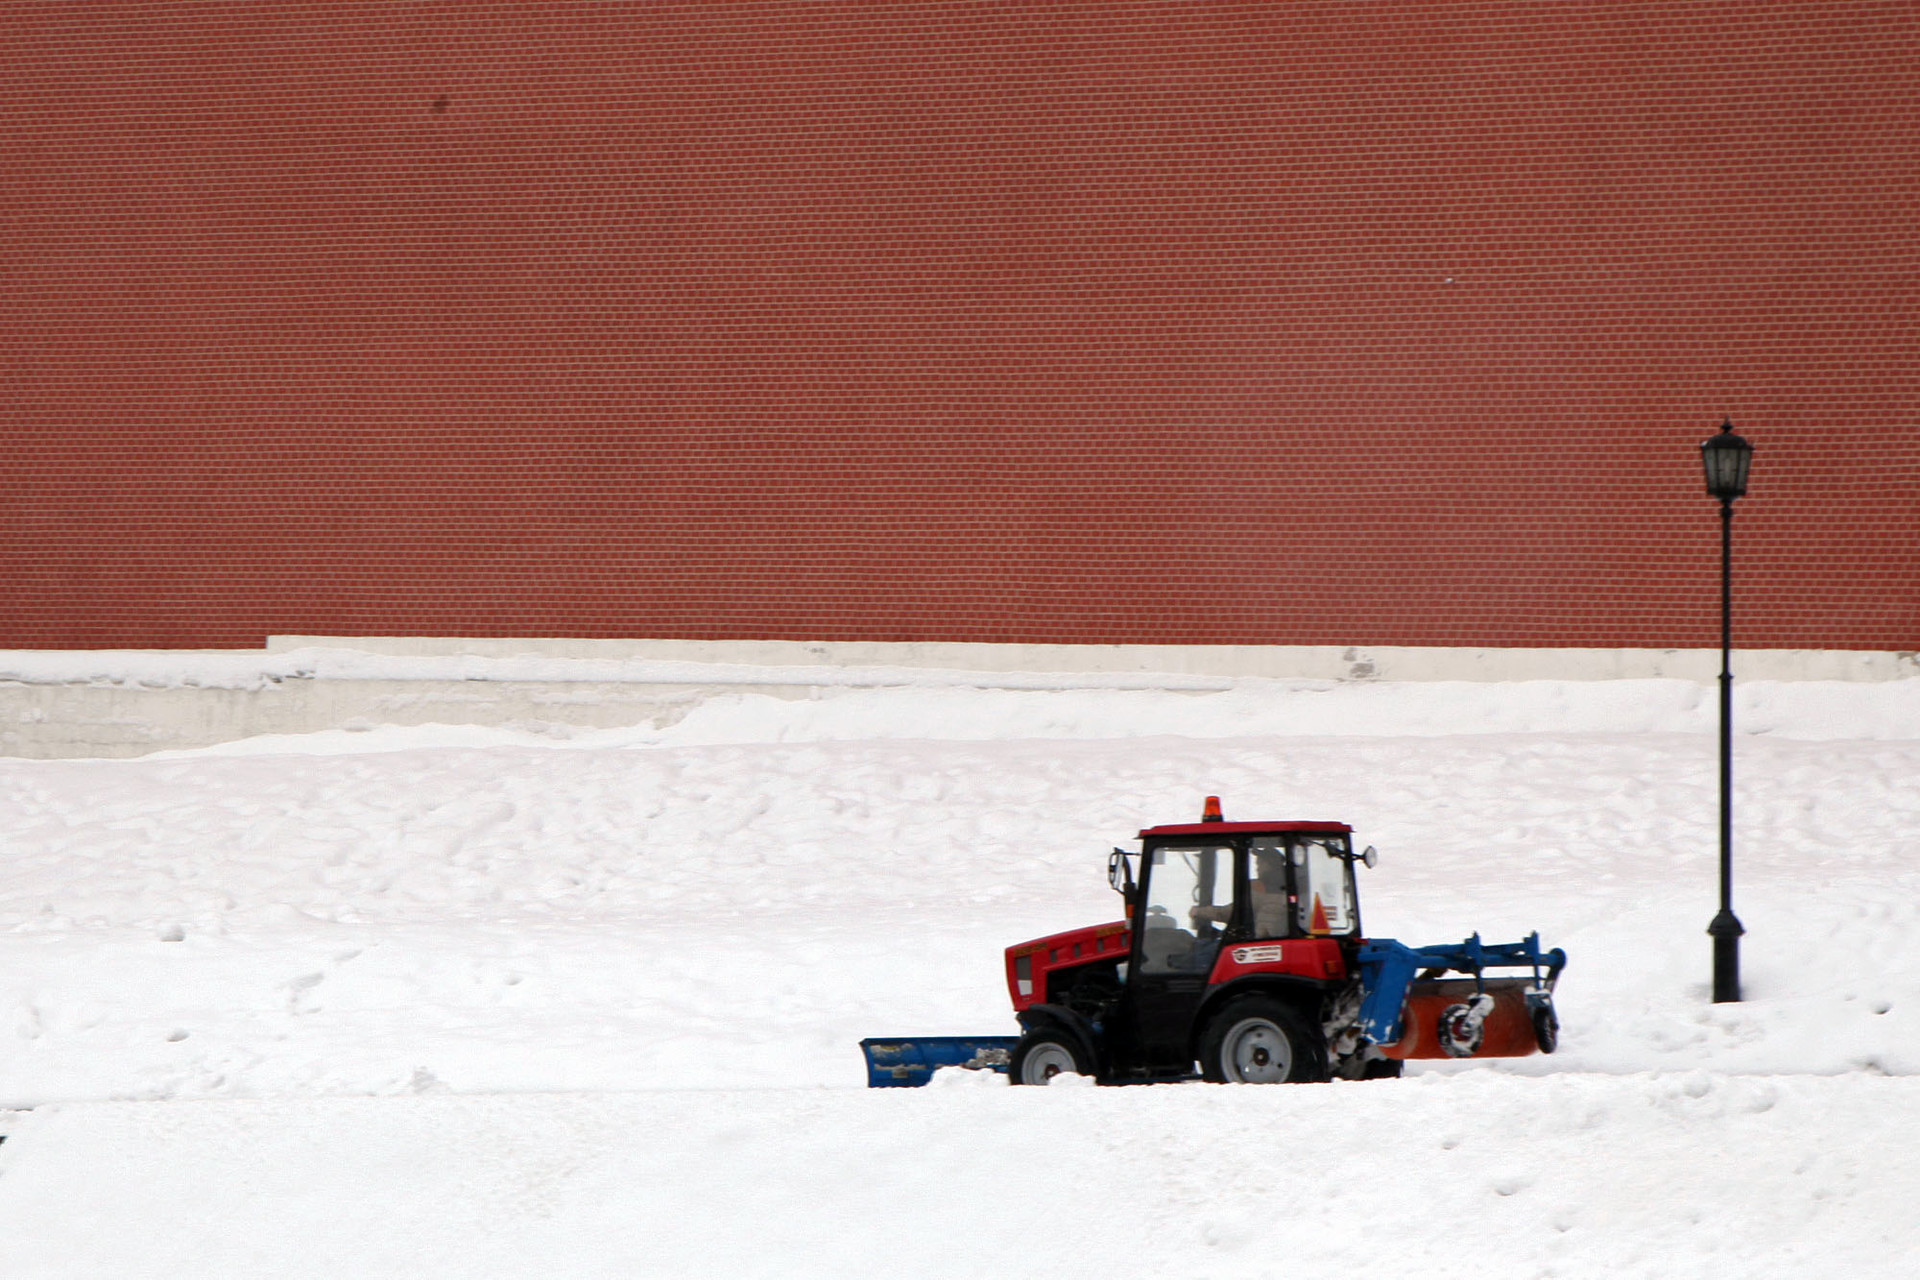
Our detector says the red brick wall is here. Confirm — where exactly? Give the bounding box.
[2,1,1914,649]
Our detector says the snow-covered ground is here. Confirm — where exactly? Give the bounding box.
[0,676,1914,1276]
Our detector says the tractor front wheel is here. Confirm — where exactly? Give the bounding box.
[1009,1030,1093,1085]
[1200,997,1328,1084]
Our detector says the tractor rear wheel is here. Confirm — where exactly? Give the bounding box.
[1009,1030,1093,1085]
[1200,997,1328,1084]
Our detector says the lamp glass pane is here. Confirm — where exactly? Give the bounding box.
[1701,434,1752,499]
[1727,444,1751,496]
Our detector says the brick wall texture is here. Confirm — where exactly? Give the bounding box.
[2,1,1915,649]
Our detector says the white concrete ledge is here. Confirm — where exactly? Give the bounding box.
[267,636,1920,684]
[0,637,1909,759]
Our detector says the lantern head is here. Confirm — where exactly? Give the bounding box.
[1700,420,1753,502]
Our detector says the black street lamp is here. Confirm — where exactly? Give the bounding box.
[1700,420,1753,1003]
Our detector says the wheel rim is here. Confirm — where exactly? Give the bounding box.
[1020,1042,1078,1085]
[1223,1017,1295,1083]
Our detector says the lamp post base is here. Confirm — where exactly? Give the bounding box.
[1708,909,1745,1003]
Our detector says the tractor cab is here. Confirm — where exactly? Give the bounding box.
[1121,815,1368,973]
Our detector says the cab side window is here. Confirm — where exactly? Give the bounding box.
[1247,838,1293,938]
[1138,845,1232,974]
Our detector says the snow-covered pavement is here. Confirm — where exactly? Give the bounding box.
[0,677,1913,1276]
[3,1072,1914,1278]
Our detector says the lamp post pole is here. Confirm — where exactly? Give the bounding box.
[1700,421,1753,1003]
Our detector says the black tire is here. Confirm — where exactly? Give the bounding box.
[1199,997,1328,1084]
[1532,1003,1560,1054]
[1009,1030,1094,1085]
[1333,1045,1404,1080]
[1361,1056,1405,1079]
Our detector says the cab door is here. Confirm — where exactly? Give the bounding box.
[1126,842,1240,1070]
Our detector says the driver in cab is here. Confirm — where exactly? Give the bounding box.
[1189,849,1291,938]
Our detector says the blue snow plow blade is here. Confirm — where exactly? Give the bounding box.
[1356,932,1567,1046]
[860,1036,1021,1087]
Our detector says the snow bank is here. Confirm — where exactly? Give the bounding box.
[127,673,1920,759]
[1,728,1914,1105]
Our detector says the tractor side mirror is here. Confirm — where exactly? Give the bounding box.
[1108,848,1137,900]
[1361,845,1378,868]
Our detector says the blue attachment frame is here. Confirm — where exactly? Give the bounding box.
[1355,933,1567,1046]
[860,1036,1022,1087]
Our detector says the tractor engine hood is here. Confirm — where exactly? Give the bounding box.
[1004,921,1131,1011]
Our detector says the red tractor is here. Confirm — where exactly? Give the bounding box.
[862,799,1565,1087]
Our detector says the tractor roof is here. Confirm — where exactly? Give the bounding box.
[1138,820,1353,839]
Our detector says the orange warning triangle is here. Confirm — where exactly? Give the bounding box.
[1309,894,1330,934]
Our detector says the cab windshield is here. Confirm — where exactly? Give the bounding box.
[1293,835,1356,934]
